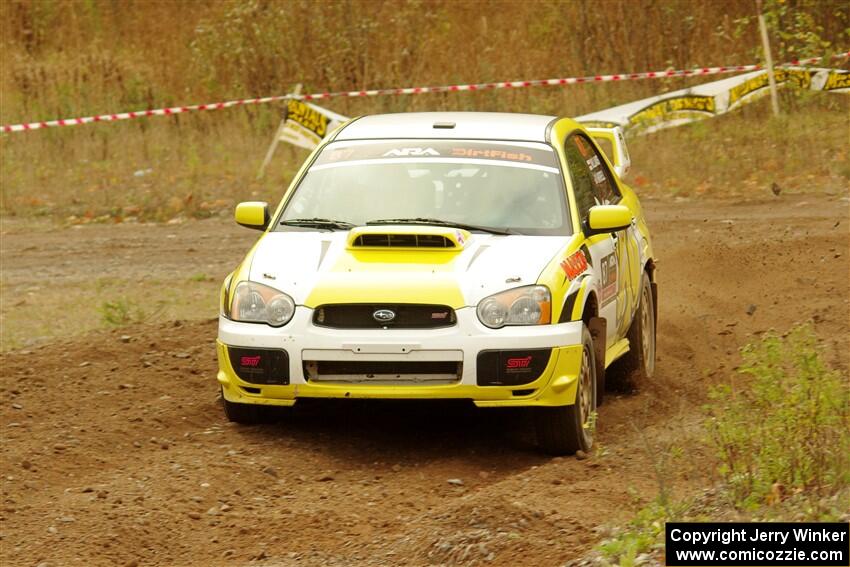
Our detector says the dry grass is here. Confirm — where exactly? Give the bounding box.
[1,0,848,221]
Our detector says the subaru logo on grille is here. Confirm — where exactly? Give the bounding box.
[373,309,396,323]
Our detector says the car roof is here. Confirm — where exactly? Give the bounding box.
[334,112,557,143]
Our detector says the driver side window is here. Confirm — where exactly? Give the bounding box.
[564,136,595,221]
[565,134,621,223]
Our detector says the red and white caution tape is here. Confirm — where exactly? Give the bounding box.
[2,51,847,134]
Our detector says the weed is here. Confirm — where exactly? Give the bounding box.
[595,325,849,564]
[705,323,850,512]
[98,297,145,326]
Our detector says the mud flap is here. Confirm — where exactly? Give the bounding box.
[588,317,607,406]
[651,282,658,337]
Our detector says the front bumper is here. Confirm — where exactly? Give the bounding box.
[216,307,584,408]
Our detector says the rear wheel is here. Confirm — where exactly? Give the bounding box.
[534,327,596,455]
[613,276,655,390]
[221,389,279,424]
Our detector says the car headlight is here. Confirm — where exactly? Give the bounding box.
[477,285,551,329]
[228,281,295,327]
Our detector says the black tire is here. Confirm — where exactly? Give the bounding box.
[221,389,279,424]
[534,326,597,455]
[612,276,656,390]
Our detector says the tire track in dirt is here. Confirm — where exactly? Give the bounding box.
[1,195,847,566]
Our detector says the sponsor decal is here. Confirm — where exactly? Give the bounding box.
[823,70,850,91]
[287,99,329,138]
[450,148,533,162]
[778,68,813,90]
[506,356,533,370]
[560,250,589,281]
[574,136,594,158]
[586,154,601,170]
[629,95,716,127]
[314,140,560,169]
[240,355,262,367]
[454,230,466,246]
[382,147,440,157]
[599,252,618,305]
[431,311,449,319]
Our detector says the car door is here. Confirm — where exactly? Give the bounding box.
[564,134,640,343]
[564,135,618,346]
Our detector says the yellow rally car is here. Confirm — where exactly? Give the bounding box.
[217,112,657,455]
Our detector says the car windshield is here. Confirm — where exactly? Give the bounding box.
[276,139,571,236]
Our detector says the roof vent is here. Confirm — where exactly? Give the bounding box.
[433,121,456,129]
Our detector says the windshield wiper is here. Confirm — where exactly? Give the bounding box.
[280,218,355,230]
[366,217,516,235]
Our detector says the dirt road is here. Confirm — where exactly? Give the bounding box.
[1,194,848,566]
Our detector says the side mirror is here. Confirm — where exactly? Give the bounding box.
[235,201,270,230]
[586,205,632,236]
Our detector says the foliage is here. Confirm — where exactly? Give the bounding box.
[98,297,149,326]
[0,1,848,221]
[597,499,673,566]
[706,324,850,511]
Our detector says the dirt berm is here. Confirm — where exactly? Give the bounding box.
[1,194,848,566]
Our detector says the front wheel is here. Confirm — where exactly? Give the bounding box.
[534,326,596,455]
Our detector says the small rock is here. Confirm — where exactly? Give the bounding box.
[11,404,22,410]
[79,361,91,367]
[125,560,139,567]
[82,487,94,493]
[174,352,191,359]
[206,507,219,516]
[118,383,134,390]
[262,466,278,478]
[575,450,588,460]
[47,526,58,534]
[317,474,334,482]
[120,335,131,343]
[21,461,31,470]
[447,478,464,486]
[746,304,757,316]
[220,503,232,512]
[187,512,201,520]
[53,444,67,451]
[391,464,402,473]
[59,516,75,523]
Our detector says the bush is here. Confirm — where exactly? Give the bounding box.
[706,324,850,512]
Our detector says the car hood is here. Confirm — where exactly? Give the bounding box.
[248,230,569,308]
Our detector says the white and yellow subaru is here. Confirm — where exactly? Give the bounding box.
[217,112,657,455]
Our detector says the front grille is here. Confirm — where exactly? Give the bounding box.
[353,233,454,248]
[313,304,456,329]
[304,360,461,384]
